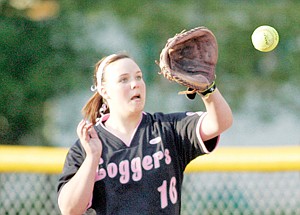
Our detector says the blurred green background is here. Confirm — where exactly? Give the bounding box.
[1,0,300,147]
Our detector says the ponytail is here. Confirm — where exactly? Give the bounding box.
[81,92,103,124]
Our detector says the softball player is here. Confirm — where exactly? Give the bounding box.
[57,53,233,215]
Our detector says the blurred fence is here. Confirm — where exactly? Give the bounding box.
[0,145,299,215]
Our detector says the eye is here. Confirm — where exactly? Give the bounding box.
[136,75,143,81]
[120,77,128,83]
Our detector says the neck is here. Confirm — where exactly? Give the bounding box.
[105,112,143,134]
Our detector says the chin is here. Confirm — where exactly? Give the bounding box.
[132,104,145,114]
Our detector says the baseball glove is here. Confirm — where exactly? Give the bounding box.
[156,26,218,99]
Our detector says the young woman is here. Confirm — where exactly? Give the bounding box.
[57,53,233,215]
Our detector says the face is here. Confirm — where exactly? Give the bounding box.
[98,58,146,116]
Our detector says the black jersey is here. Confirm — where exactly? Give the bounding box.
[58,111,219,215]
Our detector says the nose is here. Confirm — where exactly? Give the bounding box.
[131,79,139,89]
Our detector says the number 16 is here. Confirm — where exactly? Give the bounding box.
[157,177,178,209]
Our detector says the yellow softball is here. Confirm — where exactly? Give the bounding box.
[251,25,279,52]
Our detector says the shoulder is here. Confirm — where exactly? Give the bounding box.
[65,139,86,163]
[144,111,205,122]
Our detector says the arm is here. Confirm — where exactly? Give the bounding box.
[200,88,233,142]
[58,120,102,215]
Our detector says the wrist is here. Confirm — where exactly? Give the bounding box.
[85,153,101,165]
[199,82,216,98]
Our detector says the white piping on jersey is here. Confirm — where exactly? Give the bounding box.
[195,111,219,154]
[186,111,198,116]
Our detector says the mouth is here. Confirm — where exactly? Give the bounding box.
[131,94,141,100]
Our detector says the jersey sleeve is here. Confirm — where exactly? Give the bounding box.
[170,111,219,165]
[57,139,86,194]
[194,112,219,154]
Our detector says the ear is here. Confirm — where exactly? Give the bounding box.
[98,86,109,100]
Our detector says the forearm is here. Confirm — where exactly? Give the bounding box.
[200,88,233,141]
[58,155,99,215]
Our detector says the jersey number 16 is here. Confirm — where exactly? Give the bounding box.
[157,176,178,209]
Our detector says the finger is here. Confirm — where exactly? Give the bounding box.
[82,125,90,140]
[82,122,95,140]
[86,124,95,139]
[85,122,94,130]
[76,119,86,138]
[76,120,84,135]
[89,126,98,138]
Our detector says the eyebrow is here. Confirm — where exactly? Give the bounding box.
[119,70,142,77]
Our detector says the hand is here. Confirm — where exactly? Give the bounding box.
[77,119,102,159]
